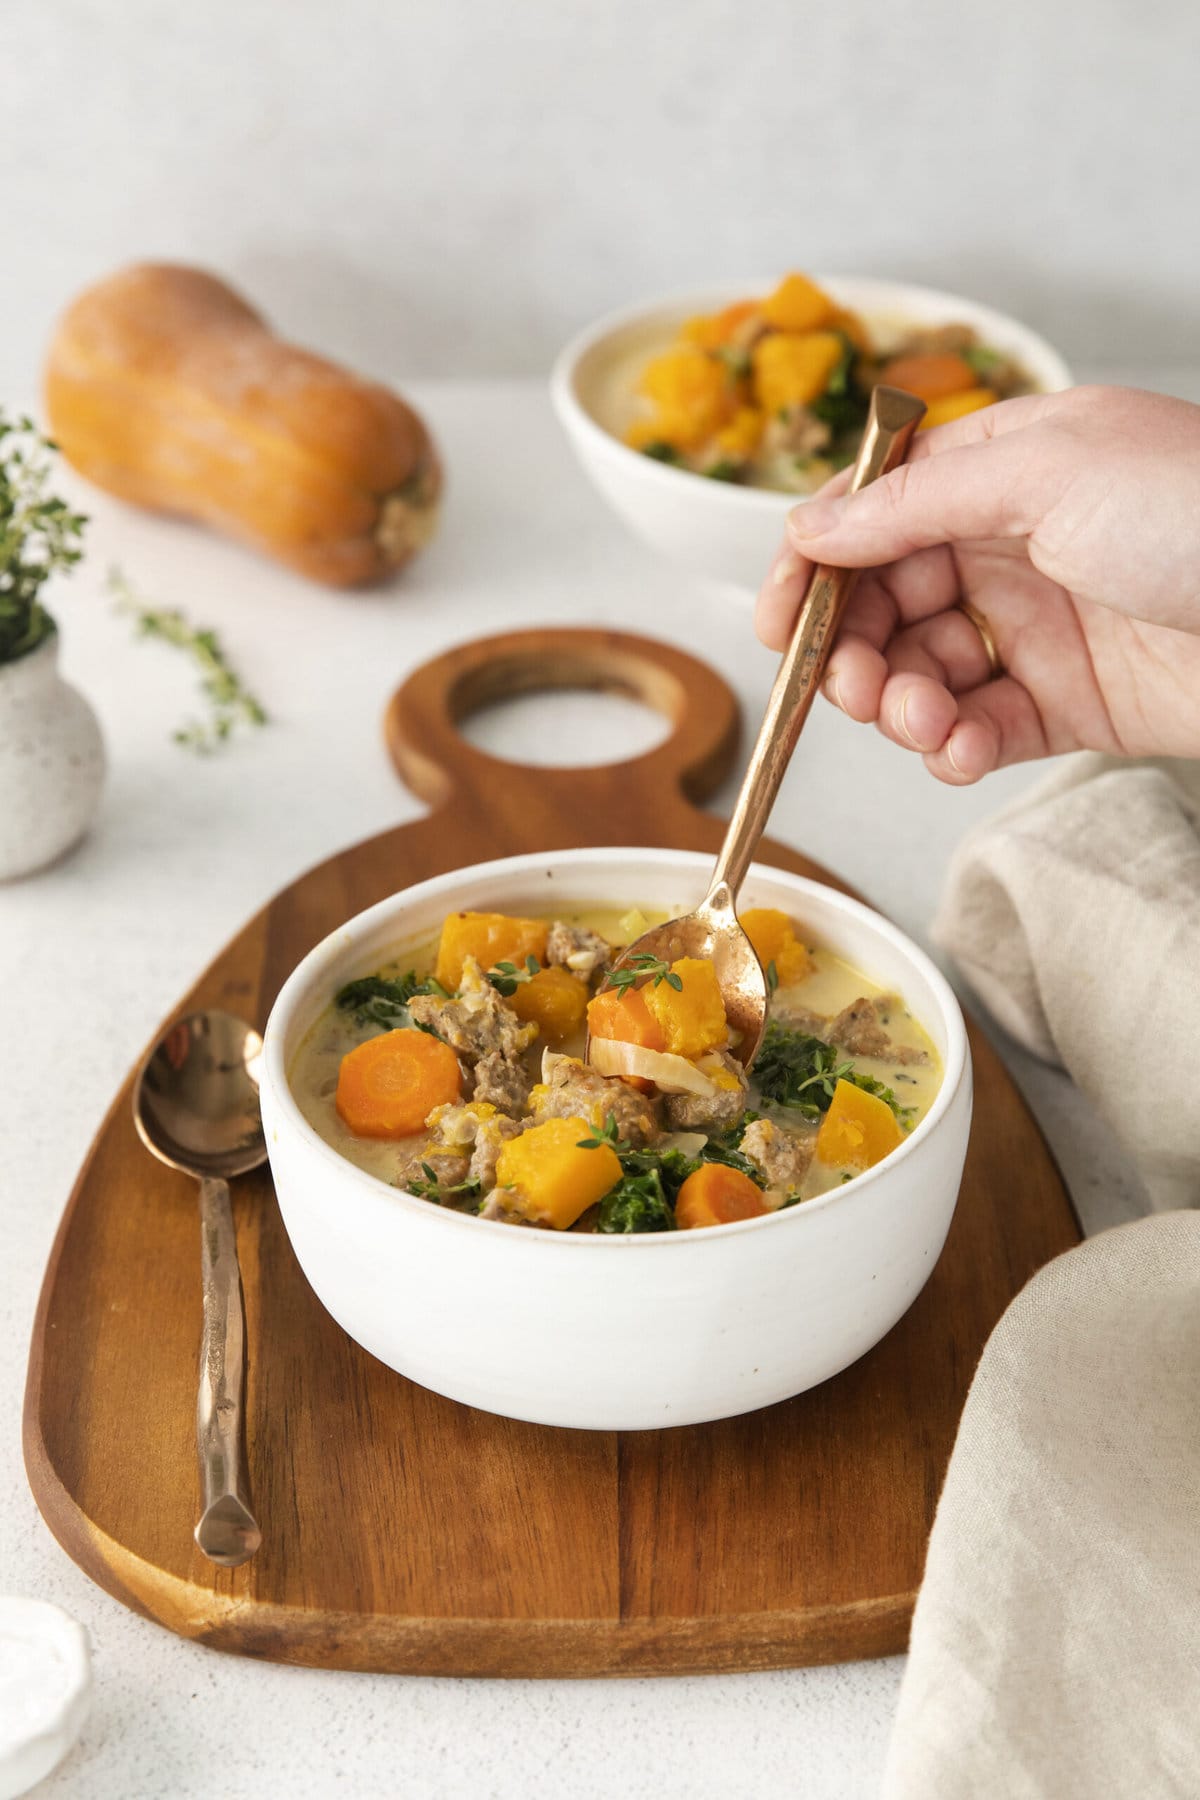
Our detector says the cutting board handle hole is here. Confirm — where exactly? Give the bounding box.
[458,687,671,768]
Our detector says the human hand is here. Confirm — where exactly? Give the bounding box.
[755,386,1200,782]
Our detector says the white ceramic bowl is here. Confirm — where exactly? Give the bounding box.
[551,275,1074,591]
[260,848,972,1431]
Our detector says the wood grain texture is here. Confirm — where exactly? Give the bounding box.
[24,626,1081,1677]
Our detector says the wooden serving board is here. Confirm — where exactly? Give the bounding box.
[24,627,1080,1677]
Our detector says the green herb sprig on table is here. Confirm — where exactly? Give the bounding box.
[108,567,268,753]
[0,412,87,665]
[603,954,683,997]
[754,1023,912,1124]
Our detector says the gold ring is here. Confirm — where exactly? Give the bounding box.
[958,598,1002,679]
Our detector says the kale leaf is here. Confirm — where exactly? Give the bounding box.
[595,1168,677,1234]
[697,1117,765,1183]
[641,440,682,465]
[753,1023,911,1123]
[336,971,434,1032]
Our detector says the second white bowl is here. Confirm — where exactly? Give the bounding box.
[551,275,1073,591]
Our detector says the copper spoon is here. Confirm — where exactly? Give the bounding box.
[133,1010,266,1568]
[592,385,926,1068]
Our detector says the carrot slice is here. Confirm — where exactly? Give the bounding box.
[335,1028,461,1139]
[675,1163,768,1230]
[878,351,977,402]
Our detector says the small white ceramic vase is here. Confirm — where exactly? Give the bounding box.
[0,632,105,881]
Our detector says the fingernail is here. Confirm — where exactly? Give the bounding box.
[772,552,801,586]
[897,689,919,748]
[946,735,966,776]
[825,670,843,710]
[789,495,846,538]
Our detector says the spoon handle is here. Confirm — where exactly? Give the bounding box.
[704,385,926,909]
[194,1175,262,1568]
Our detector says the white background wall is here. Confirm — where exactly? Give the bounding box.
[5,0,1196,396]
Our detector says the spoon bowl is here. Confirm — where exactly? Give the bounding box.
[134,1011,266,1180]
[133,1009,266,1569]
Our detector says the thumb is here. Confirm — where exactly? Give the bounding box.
[786,435,1041,566]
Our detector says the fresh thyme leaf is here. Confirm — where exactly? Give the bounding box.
[704,458,744,484]
[766,959,779,995]
[577,1113,623,1152]
[486,954,542,997]
[605,954,679,996]
[108,566,268,754]
[0,411,87,664]
[641,440,682,465]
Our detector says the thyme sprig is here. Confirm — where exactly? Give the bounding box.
[108,566,268,753]
[406,1161,483,1205]
[487,955,542,997]
[604,953,683,996]
[0,412,87,664]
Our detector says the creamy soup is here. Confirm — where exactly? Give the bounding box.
[290,903,941,1233]
[605,271,1035,495]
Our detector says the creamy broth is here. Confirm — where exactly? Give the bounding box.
[290,901,942,1230]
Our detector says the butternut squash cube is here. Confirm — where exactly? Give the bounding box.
[637,346,733,449]
[716,405,765,459]
[738,907,815,986]
[434,912,549,992]
[495,1117,622,1229]
[815,1079,903,1171]
[510,965,589,1042]
[752,331,845,414]
[643,958,728,1059]
[760,273,834,334]
[918,388,998,431]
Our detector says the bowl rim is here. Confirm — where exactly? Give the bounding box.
[549,271,1074,515]
[262,847,970,1250]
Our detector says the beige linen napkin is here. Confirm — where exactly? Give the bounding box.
[933,753,1200,1212]
[882,1212,1200,1799]
[883,755,1200,1798]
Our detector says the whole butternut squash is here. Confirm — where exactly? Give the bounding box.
[44,263,441,587]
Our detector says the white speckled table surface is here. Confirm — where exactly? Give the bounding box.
[0,378,1171,1798]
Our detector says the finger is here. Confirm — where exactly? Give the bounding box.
[923,678,1050,785]
[755,470,856,647]
[758,536,958,655]
[884,610,998,694]
[822,633,891,723]
[755,540,812,649]
[785,433,1046,568]
[874,671,960,756]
